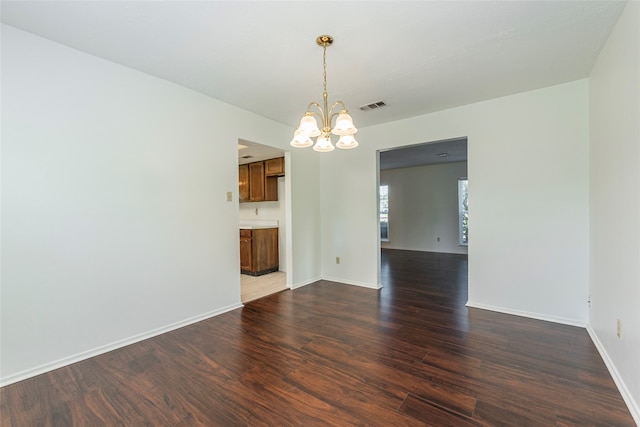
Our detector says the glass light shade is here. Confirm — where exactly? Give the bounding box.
[298,114,321,137]
[336,134,359,149]
[313,134,335,152]
[331,111,357,136]
[290,130,313,148]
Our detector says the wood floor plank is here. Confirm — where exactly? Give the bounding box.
[398,393,482,427]
[1,249,635,426]
[472,399,543,427]
[284,363,425,426]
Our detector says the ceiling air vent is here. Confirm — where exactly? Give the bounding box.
[360,100,387,111]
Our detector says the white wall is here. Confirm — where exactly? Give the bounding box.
[321,80,590,325]
[320,146,380,288]
[290,148,322,287]
[588,1,640,422]
[239,176,287,272]
[0,25,321,385]
[380,161,468,254]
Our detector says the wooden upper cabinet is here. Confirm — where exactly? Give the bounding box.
[265,176,278,202]
[248,162,265,201]
[238,164,249,202]
[265,157,285,177]
[239,158,284,203]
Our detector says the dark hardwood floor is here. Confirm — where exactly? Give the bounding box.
[1,249,635,426]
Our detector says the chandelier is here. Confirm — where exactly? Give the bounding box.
[290,35,358,152]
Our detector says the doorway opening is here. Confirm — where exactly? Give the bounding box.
[237,139,292,303]
[377,137,469,296]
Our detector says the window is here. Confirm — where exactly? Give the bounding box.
[380,185,389,241]
[458,178,468,245]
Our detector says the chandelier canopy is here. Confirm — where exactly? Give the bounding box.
[290,35,358,152]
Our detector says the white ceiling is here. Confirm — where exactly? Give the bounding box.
[1,1,625,133]
[238,139,284,166]
[380,137,467,170]
[1,1,625,169]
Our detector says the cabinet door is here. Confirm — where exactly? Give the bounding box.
[252,228,278,272]
[265,176,278,202]
[240,235,252,271]
[265,157,284,176]
[238,164,249,202]
[249,162,265,201]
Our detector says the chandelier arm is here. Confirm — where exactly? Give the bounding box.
[328,100,348,123]
[328,111,342,124]
[306,102,327,126]
[306,101,324,114]
[328,101,347,116]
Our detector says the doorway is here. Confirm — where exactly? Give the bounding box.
[377,137,469,290]
[237,139,292,303]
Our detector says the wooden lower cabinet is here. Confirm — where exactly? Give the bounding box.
[239,231,253,272]
[240,228,279,276]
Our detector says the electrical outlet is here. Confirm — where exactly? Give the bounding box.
[437,237,440,242]
[336,257,340,264]
[226,191,232,202]
[617,319,621,338]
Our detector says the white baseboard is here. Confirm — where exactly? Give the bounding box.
[0,302,243,387]
[587,325,640,426]
[291,276,380,290]
[465,300,586,327]
[290,276,322,289]
[321,276,381,290]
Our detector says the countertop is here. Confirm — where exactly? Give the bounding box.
[239,220,279,230]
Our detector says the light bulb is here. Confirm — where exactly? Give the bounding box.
[336,134,359,149]
[331,111,357,136]
[313,134,335,152]
[298,114,321,137]
[290,130,313,148]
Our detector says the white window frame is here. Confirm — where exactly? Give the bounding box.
[458,178,468,246]
[380,184,389,242]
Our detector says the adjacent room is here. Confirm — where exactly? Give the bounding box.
[237,139,289,303]
[1,1,638,425]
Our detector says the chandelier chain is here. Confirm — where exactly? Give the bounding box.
[322,44,328,95]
